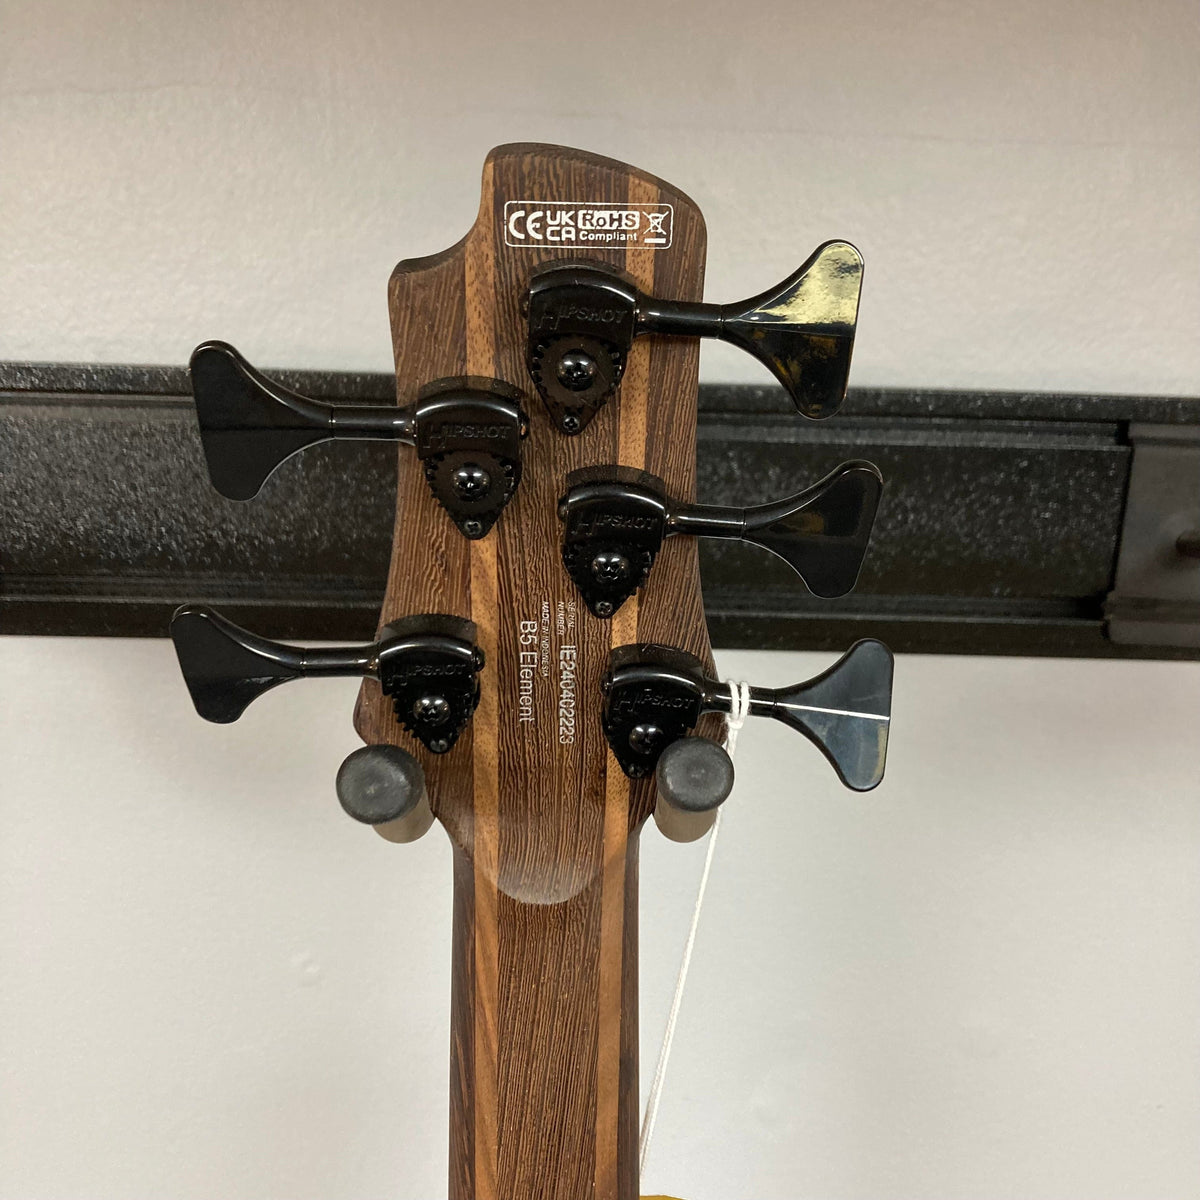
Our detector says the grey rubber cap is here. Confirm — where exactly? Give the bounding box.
[336,745,426,825]
[655,737,735,813]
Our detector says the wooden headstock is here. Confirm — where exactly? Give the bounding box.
[171,142,892,1200]
[353,144,713,1200]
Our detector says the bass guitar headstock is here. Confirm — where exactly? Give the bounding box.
[170,144,893,1200]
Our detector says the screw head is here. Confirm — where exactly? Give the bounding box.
[429,736,451,754]
[594,599,615,618]
[412,694,451,725]
[591,551,630,583]
[1177,530,1200,560]
[561,413,581,434]
[628,723,665,755]
[462,518,484,537]
[556,349,598,392]
[451,463,490,499]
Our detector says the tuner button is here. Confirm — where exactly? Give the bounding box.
[709,241,864,419]
[735,462,883,598]
[170,604,367,723]
[188,341,414,502]
[188,342,330,502]
[336,745,434,843]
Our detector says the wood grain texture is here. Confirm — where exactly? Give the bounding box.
[354,145,713,1200]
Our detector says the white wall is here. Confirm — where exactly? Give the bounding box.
[2,641,1199,1199]
[1,0,1197,393]
[2,2,1199,1198]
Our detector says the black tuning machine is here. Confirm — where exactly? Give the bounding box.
[170,605,484,754]
[190,341,528,539]
[559,461,883,618]
[524,240,863,434]
[600,640,893,791]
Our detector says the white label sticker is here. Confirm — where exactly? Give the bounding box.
[504,201,673,249]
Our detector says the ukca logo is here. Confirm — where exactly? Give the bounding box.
[504,202,673,249]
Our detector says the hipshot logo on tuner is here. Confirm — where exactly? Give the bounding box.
[504,202,673,248]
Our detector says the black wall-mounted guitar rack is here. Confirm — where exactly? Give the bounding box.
[3,360,1198,659]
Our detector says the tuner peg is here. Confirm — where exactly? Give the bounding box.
[524,240,863,433]
[560,460,883,618]
[189,341,528,539]
[170,604,483,754]
[653,736,735,843]
[336,744,435,843]
[601,639,893,789]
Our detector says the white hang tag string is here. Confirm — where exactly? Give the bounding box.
[639,679,752,1177]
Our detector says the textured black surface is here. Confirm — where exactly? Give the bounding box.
[696,412,1129,649]
[2,374,394,637]
[3,359,1199,658]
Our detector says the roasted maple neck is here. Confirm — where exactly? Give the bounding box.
[354,145,711,1200]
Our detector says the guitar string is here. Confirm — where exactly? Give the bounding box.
[639,679,752,1177]
[788,703,889,722]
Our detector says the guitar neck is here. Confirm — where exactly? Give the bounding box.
[448,835,641,1200]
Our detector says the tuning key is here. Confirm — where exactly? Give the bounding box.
[170,605,483,754]
[190,341,528,538]
[524,240,863,434]
[601,639,893,788]
[560,461,882,618]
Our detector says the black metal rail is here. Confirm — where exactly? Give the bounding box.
[3,360,1198,658]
